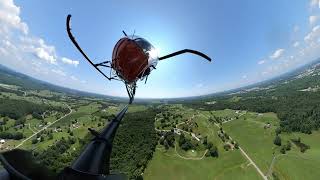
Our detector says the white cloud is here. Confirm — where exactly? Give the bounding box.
[51,69,66,76]
[34,47,56,64]
[310,0,320,9]
[0,0,90,93]
[304,25,320,43]
[258,60,265,65]
[293,41,300,47]
[309,15,319,25]
[242,75,247,79]
[0,0,28,34]
[196,83,203,88]
[61,57,79,67]
[270,49,285,60]
[70,75,78,81]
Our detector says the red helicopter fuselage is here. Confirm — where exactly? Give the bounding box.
[112,38,149,83]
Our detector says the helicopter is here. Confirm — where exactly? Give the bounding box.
[66,15,212,104]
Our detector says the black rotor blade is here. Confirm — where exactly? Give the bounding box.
[66,14,113,80]
[158,49,211,62]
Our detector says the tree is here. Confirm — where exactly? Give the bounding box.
[280,146,286,154]
[181,141,193,151]
[203,136,208,145]
[285,141,291,151]
[209,146,219,157]
[164,140,169,150]
[206,142,213,149]
[179,134,186,146]
[234,142,239,149]
[32,138,38,144]
[223,144,231,151]
[48,133,53,140]
[273,135,281,146]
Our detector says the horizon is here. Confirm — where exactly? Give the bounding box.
[1,0,320,98]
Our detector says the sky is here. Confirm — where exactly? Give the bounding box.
[1,0,320,98]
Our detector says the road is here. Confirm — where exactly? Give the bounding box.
[156,111,268,179]
[14,104,73,149]
[239,146,268,180]
[155,114,200,141]
[202,113,268,180]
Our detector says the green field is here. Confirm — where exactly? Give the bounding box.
[144,108,320,180]
[1,79,320,180]
[144,145,260,180]
[222,112,320,180]
[144,109,262,180]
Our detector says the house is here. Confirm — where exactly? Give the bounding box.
[0,139,5,144]
[174,128,181,135]
[264,123,271,129]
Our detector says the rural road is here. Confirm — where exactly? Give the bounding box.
[14,104,73,149]
[239,146,268,180]
[205,113,268,180]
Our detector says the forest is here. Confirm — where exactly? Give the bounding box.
[0,98,68,121]
[110,108,158,179]
[184,71,320,134]
[31,107,158,179]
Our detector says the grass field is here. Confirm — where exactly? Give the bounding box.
[145,108,320,180]
[272,131,320,180]
[222,112,277,174]
[144,109,262,180]
[222,111,320,180]
[144,145,260,180]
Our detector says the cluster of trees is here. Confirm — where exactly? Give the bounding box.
[109,109,158,179]
[0,131,23,140]
[0,99,47,120]
[182,66,320,134]
[273,135,282,146]
[0,98,68,121]
[274,135,292,154]
[159,131,175,149]
[291,137,310,153]
[217,128,230,142]
[203,136,219,157]
[0,86,24,96]
[185,86,320,134]
[34,136,77,173]
[178,133,194,151]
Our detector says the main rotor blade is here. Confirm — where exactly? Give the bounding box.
[158,49,211,62]
[66,14,113,80]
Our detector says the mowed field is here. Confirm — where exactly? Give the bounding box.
[144,146,260,180]
[222,112,320,180]
[144,109,262,180]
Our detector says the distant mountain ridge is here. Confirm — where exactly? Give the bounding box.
[0,64,114,99]
[1,57,320,101]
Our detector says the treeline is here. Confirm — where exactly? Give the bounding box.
[110,108,158,179]
[0,131,23,140]
[0,98,68,120]
[0,99,46,120]
[185,91,320,134]
[34,136,77,173]
[29,107,158,179]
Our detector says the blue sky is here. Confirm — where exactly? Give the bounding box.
[1,0,320,98]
